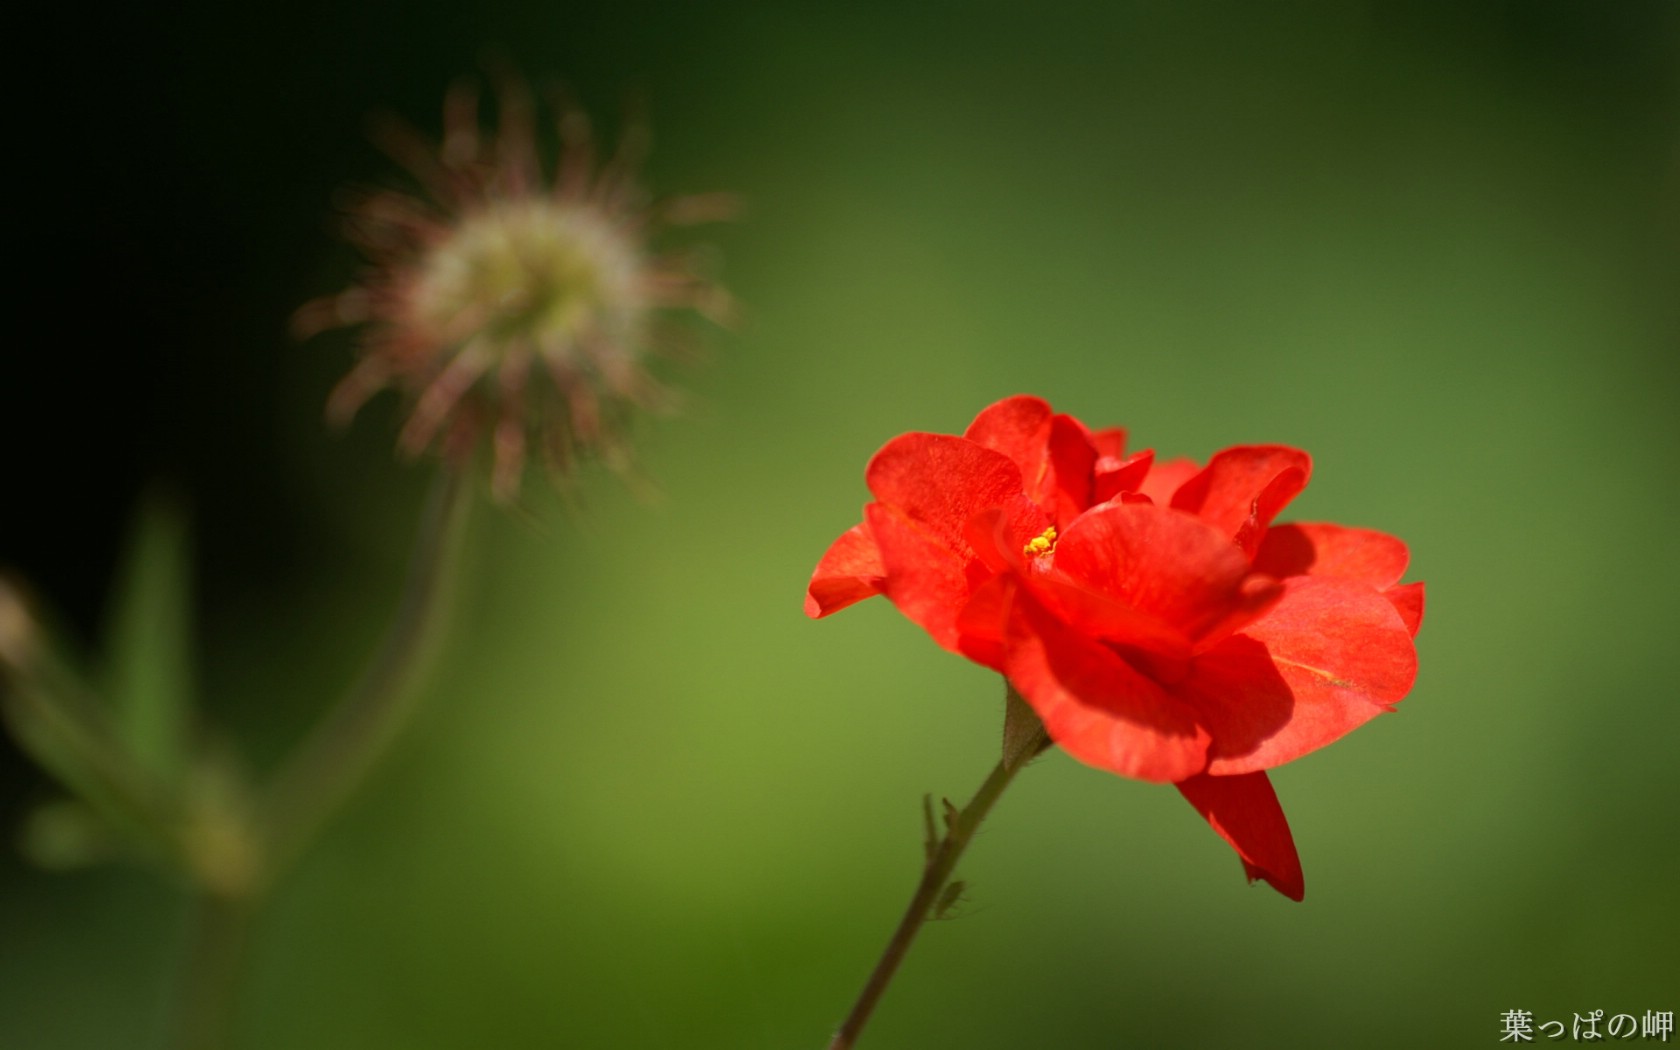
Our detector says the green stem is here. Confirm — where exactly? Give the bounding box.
[170,889,258,1050]
[261,468,473,878]
[164,469,472,1050]
[826,751,1032,1050]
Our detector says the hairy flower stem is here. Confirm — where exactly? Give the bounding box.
[827,732,1039,1050]
[262,468,473,877]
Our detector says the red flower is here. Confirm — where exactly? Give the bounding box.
[807,396,1424,901]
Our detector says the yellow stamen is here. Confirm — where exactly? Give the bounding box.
[1023,526,1058,558]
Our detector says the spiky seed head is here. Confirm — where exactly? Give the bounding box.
[296,75,735,501]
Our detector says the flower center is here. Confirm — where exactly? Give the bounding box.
[1022,526,1058,558]
[411,199,643,357]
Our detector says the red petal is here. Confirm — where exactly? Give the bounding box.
[1185,576,1418,775]
[1046,503,1275,651]
[1171,446,1312,556]
[1175,771,1304,901]
[1005,596,1210,783]
[1136,456,1201,507]
[1091,427,1127,460]
[863,502,975,653]
[1252,522,1410,589]
[1043,414,1099,520]
[1019,574,1194,662]
[963,396,1054,469]
[866,432,1029,552]
[961,396,1099,524]
[960,504,1044,577]
[953,573,1016,672]
[1093,449,1155,504]
[1384,581,1425,637]
[805,523,885,618]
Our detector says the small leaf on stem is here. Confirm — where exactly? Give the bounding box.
[104,492,197,782]
[933,879,967,920]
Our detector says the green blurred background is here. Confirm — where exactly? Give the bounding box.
[5,1,1678,1047]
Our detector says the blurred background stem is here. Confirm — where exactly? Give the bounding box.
[261,468,473,879]
[170,468,474,1049]
[172,889,257,1050]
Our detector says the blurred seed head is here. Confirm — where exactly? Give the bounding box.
[296,73,735,501]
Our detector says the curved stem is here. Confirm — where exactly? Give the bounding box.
[166,469,473,1050]
[261,468,473,878]
[827,752,1031,1050]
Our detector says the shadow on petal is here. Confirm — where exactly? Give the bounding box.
[1006,597,1210,784]
[1175,635,1296,768]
